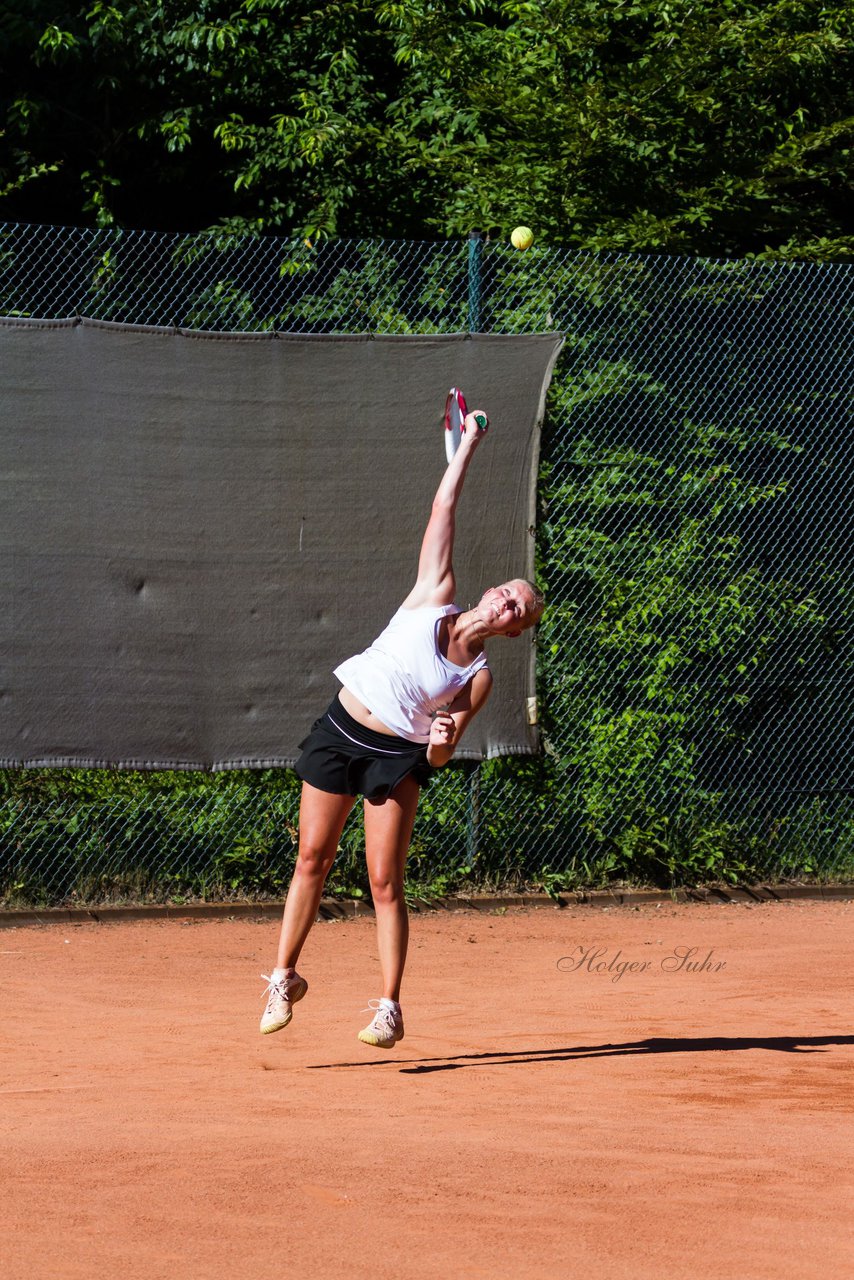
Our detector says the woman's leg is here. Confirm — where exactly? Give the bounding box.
[275,781,356,969]
[362,773,420,1002]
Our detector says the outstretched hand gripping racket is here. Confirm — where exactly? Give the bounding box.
[444,387,489,463]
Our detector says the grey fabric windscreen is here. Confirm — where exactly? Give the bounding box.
[0,319,563,768]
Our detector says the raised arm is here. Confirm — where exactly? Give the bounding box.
[401,412,487,610]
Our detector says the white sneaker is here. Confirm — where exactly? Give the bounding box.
[259,970,308,1034]
[357,999,405,1049]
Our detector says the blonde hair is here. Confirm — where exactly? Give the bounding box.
[521,580,545,628]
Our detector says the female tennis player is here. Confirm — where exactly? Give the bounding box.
[260,409,544,1047]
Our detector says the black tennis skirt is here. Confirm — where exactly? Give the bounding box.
[294,696,433,800]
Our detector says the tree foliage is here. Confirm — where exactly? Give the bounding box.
[1,0,852,256]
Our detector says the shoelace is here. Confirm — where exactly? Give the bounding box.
[260,973,288,1008]
[362,999,397,1031]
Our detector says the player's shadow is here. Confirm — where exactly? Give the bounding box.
[308,1034,854,1074]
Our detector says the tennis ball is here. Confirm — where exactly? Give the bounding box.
[511,226,534,251]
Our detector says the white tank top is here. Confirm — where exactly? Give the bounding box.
[333,604,489,742]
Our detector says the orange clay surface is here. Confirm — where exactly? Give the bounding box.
[2,899,853,1280]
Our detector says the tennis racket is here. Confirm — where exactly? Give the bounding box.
[443,387,489,464]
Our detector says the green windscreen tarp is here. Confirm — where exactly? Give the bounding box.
[0,318,563,768]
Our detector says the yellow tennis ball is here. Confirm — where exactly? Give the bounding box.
[511,226,534,250]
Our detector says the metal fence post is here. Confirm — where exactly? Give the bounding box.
[467,231,483,332]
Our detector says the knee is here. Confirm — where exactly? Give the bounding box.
[295,842,335,880]
[369,870,405,907]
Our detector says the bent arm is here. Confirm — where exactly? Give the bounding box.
[402,413,486,610]
[426,667,493,767]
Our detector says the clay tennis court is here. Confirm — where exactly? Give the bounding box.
[3,898,852,1279]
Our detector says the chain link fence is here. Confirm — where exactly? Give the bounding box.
[1,222,852,905]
